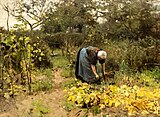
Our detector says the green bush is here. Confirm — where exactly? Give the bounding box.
[105,38,159,71]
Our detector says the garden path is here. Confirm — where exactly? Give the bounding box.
[0,68,68,117]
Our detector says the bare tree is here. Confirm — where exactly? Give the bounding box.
[1,3,10,31]
[1,0,52,31]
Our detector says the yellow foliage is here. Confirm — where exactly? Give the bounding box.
[65,81,160,115]
[99,104,105,109]
[114,100,121,107]
[68,95,75,102]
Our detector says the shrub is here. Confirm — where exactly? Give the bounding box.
[105,38,159,71]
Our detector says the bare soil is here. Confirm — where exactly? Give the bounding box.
[0,68,68,117]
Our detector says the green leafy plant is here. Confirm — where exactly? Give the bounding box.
[29,99,49,117]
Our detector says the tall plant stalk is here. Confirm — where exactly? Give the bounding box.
[0,50,4,89]
[22,36,32,94]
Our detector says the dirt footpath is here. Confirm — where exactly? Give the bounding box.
[0,68,68,117]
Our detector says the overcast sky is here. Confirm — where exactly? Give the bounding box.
[0,0,18,29]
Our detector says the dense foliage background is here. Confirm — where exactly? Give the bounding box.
[0,0,160,116]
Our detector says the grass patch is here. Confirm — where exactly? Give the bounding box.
[52,53,74,78]
[61,67,72,78]
[33,68,54,80]
[32,68,54,92]
[29,99,49,116]
[53,55,69,68]
[64,101,77,112]
[32,79,53,92]
[61,78,77,89]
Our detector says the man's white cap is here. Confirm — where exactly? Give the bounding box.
[97,50,107,59]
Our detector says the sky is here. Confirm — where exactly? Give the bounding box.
[0,0,19,29]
